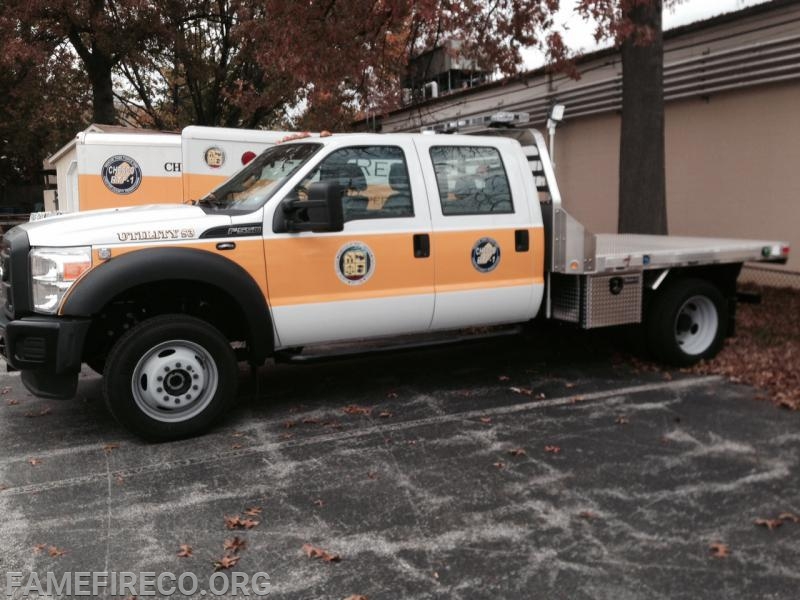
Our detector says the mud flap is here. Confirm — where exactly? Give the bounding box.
[21,369,78,399]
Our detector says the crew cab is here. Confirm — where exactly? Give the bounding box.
[0,130,789,440]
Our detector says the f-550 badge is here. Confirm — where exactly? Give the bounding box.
[335,242,375,286]
[471,237,501,273]
[102,155,142,194]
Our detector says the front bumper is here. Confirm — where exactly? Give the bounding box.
[0,313,91,398]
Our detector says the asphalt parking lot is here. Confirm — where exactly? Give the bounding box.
[1,330,799,599]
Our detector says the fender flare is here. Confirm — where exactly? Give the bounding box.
[61,247,274,363]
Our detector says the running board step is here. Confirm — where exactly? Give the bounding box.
[275,326,524,364]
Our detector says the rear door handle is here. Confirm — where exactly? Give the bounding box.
[515,229,529,252]
[413,233,430,258]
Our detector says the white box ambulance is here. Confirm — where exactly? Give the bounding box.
[44,126,293,213]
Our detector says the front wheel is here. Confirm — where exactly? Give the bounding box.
[103,315,238,441]
[645,278,728,367]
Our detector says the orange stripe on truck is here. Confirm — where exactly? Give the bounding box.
[263,233,435,307]
[69,227,543,312]
[264,227,544,307]
[434,228,544,295]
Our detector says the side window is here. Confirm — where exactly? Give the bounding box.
[297,146,414,221]
[430,146,514,215]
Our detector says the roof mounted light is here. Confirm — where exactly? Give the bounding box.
[548,103,566,124]
[547,102,566,169]
[489,112,530,128]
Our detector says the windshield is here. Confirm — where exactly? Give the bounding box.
[199,142,321,211]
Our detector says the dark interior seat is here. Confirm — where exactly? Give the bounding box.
[383,163,413,215]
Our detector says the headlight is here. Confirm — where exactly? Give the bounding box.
[30,247,92,314]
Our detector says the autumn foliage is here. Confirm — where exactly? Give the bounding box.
[0,1,670,185]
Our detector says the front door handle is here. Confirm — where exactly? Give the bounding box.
[413,233,430,258]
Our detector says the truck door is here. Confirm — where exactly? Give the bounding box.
[413,137,545,330]
[264,141,435,347]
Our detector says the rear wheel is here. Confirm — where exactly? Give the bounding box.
[103,314,238,441]
[646,278,728,366]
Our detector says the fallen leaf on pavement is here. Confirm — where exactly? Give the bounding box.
[6,399,19,406]
[343,405,371,416]
[378,411,393,418]
[244,506,262,516]
[25,407,51,418]
[224,515,260,530]
[102,443,119,454]
[28,458,42,466]
[509,387,533,396]
[302,543,341,563]
[386,392,399,399]
[479,416,492,424]
[778,512,799,523]
[498,375,510,382]
[507,448,526,457]
[755,518,784,531]
[223,537,247,553]
[239,518,259,529]
[313,499,325,507]
[33,543,47,554]
[578,511,597,519]
[48,546,67,558]
[544,445,561,454]
[615,416,630,425]
[212,555,240,571]
[493,461,506,469]
[709,543,730,558]
[344,596,368,600]
[176,544,193,558]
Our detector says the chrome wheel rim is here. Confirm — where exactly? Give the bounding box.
[674,295,718,356]
[131,340,218,423]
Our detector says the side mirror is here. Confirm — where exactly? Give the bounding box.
[283,181,344,233]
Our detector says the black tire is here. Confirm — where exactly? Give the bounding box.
[645,278,728,367]
[103,314,238,441]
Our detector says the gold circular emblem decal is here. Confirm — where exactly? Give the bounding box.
[335,242,375,286]
[204,146,226,169]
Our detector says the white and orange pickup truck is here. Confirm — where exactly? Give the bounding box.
[0,128,789,440]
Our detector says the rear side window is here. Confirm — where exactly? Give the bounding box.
[430,146,513,215]
[297,146,414,221]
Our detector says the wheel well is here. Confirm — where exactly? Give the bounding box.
[83,280,253,364]
[644,263,742,337]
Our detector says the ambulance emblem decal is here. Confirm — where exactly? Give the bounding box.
[335,242,375,286]
[101,155,142,194]
[204,146,226,168]
[471,237,501,273]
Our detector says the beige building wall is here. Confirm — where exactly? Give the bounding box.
[554,81,799,271]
